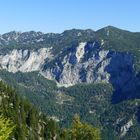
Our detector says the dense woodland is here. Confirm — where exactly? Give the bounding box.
[0,81,101,140]
[1,71,140,139]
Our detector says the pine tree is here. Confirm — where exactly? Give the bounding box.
[60,115,101,140]
[0,115,16,140]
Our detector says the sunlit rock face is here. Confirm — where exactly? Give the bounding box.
[121,119,133,137]
[42,42,134,87]
[0,40,134,87]
[0,48,53,73]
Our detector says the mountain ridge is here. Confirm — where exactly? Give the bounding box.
[1,25,139,36]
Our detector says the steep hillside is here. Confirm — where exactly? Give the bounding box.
[0,81,59,140]
[0,26,140,87]
[1,71,140,139]
[0,81,101,140]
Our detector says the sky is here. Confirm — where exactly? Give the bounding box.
[0,0,140,34]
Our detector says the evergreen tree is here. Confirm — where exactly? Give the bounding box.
[60,115,101,140]
[0,115,15,140]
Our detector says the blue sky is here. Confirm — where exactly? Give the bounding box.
[0,0,140,33]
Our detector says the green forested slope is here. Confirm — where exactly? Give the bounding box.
[0,81,101,140]
[1,71,140,139]
[0,81,49,139]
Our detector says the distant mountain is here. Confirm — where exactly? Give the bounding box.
[0,26,140,139]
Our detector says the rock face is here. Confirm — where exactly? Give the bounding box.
[0,48,53,73]
[121,120,133,137]
[0,41,134,88]
[42,42,109,86]
[42,42,134,87]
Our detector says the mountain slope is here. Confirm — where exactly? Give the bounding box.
[0,26,140,139]
[0,81,101,140]
[0,81,56,140]
[1,71,140,139]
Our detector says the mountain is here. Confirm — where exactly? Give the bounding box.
[0,26,140,139]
